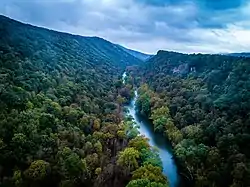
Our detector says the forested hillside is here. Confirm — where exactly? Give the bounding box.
[116,45,153,62]
[223,52,250,58]
[0,15,170,187]
[134,50,250,187]
[3,13,250,187]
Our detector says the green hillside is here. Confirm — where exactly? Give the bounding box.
[0,16,168,187]
[116,44,153,61]
[3,13,250,187]
[134,50,250,187]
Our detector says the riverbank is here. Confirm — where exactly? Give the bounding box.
[125,90,179,187]
[122,71,180,187]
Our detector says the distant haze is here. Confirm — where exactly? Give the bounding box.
[1,0,250,54]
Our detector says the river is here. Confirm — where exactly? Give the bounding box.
[122,71,127,84]
[122,72,179,187]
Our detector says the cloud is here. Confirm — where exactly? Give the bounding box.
[0,0,250,54]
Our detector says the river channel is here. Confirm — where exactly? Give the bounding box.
[123,72,179,187]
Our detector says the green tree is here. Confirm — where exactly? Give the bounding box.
[117,147,140,172]
[132,164,168,184]
[127,179,169,187]
[24,160,51,181]
[12,170,23,187]
[128,136,150,152]
[57,147,89,180]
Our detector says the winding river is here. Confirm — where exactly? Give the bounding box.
[122,72,179,187]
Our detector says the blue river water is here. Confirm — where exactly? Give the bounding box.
[123,72,179,187]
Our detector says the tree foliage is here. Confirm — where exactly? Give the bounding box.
[0,15,166,187]
[134,50,250,187]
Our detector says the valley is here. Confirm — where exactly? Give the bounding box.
[1,15,250,187]
[123,74,179,187]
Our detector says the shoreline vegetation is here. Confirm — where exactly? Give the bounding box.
[0,16,168,187]
[129,50,250,187]
[122,72,171,187]
[1,15,250,187]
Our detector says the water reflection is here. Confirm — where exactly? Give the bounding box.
[126,90,179,187]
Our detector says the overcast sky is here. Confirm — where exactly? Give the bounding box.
[1,0,250,54]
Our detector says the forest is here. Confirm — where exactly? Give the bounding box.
[134,50,250,187]
[0,15,168,187]
[2,14,250,187]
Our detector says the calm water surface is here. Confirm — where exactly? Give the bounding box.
[123,72,179,187]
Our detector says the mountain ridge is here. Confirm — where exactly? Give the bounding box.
[116,44,154,61]
[135,48,250,187]
[222,52,250,57]
[0,14,168,187]
[0,14,143,67]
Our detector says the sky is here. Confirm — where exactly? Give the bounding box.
[1,0,250,54]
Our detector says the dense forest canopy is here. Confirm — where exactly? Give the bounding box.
[0,15,170,187]
[134,50,250,187]
[2,14,250,187]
